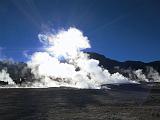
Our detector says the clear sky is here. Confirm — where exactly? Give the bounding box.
[0,0,160,62]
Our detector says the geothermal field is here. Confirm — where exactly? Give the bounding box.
[1,0,160,119]
[0,27,160,120]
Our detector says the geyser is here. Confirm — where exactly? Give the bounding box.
[27,27,130,89]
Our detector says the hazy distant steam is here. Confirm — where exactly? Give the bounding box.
[0,69,15,85]
[133,69,149,82]
[146,67,160,82]
[115,66,160,82]
[28,27,129,89]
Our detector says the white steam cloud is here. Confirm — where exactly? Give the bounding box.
[0,69,15,85]
[28,27,130,89]
[134,69,149,82]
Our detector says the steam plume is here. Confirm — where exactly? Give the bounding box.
[28,27,129,89]
[0,69,15,85]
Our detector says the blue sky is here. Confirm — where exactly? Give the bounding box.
[0,0,160,62]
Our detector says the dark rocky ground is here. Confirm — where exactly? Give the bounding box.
[0,87,160,120]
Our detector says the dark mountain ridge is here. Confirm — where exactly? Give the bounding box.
[88,52,160,71]
[88,52,160,82]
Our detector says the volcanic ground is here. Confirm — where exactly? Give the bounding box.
[0,87,160,120]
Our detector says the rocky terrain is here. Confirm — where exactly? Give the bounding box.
[0,87,160,120]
